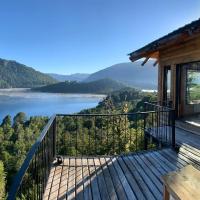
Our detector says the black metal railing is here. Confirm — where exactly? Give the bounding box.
[7,115,56,200]
[144,102,175,148]
[8,107,175,199]
[149,100,173,108]
[56,113,154,157]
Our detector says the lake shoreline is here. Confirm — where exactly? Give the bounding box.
[0,88,107,98]
[0,89,105,122]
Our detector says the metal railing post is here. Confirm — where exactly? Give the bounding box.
[171,109,176,149]
[143,112,148,150]
[53,116,57,158]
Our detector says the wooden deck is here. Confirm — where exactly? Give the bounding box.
[148,126,200,150]
[43,145,200,200]
[176,127,200,149]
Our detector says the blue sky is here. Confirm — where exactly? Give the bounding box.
[0,0,200,74]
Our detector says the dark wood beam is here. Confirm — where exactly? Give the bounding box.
[141,57,150,66]
[153,60,158,67]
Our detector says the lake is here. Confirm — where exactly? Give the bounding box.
[0,88,105,122]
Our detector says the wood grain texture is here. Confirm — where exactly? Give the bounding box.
[43,143,200,199]
[162,165,200,200]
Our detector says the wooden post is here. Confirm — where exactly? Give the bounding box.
[163,185,170,200]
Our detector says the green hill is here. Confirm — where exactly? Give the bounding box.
[0,58,57,88]
[33,78,126,94]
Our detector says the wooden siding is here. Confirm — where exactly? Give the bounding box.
[157,35,200,117]
[159,36,200,66]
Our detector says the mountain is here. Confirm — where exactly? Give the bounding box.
[84,61,158,89]
[33,78,126,94]
[47,73,90,82]
[0,58,57,88]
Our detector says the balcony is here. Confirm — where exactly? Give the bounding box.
[7,103,191,200]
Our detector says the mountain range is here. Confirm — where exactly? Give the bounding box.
[0,58,157,90]
[0,58,56,88]
[47,73,90,82]
[84,61,157,89]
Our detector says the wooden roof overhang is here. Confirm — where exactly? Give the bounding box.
[129,18,200,64]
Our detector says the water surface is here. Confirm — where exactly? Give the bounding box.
[0,88,105,121]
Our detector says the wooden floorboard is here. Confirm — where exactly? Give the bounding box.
[99,157,118,200]
[105,157,128,200]
[148,126,200,150]
[176,127,200,149]
[111,157,136,200]
[44,147,200,200]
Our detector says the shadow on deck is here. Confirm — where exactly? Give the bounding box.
[44,146,200,200]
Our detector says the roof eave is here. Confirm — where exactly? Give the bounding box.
[129,18,200,62]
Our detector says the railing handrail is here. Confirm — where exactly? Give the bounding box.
[57,110,170,117]
[144,101,173,111]
[7,114,56,200]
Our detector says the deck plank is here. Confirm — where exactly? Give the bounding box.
[67,158,76,200]
[43,164,56,200]
[87,158,101,200]
[75,158,84,200]
[122,156,157,200]
[44,146,200,200]
[105,157,128,200]
[49,165,62,200]
[133,154,163,194]
[151,151,177,171]
[117,156,146,200]
[111,157,136,200]
[58,158,69,200]
[162,149,188,167]
[99,158,118,200]
[176,128,200,149]
[82,158,92,200]
[93,158,110,200]
[138,153,164,179]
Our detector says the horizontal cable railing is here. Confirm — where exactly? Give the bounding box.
[8,107,175,199]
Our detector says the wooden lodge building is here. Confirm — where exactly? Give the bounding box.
[129,18,200,119]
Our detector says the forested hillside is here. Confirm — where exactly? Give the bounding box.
[33,78,126,94]
[0,58,57,88]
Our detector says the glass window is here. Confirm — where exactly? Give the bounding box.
[186,67,200,104]
[166,69,171,100]
[163,66,171,102]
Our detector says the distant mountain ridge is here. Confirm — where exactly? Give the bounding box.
[33,78,126,94]
[47,73,90,82]
[0,58,157,90]
[84,61,157,89]
[0,58,57,88]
